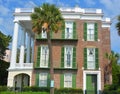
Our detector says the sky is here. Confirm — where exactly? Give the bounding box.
[0,0,120,53]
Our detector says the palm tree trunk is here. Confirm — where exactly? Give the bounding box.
[47,31,54,94]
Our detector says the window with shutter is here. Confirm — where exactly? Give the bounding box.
[94,23,98,41]
[73,22,76,39]
[60,74,64,88]
[35,73,39,86]
[39,73,47,87]
[87,23,94,41]
[95,48,99,69]
[72,74,76,88]
[36,46,41,68]
[65,21,73,39]
[64,73,72,88]
[72,47,76,68]
[41,30,47,38]
[84,48,87,69]
[64,46,73,68]
[84,23,98,41]
[87,48,95,69]
[61,22,65,39]
[84,23,87,41]
[40,45,49,68]
[61,47,64,68]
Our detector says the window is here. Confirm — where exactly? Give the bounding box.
[41,30,47,38]
[65,22,73,39]
[87,23,94,41]
[64,46,73,68]
[40,46,49,67]
[64,74,72,88]
[87,48,95,69]
[39,73,47,87]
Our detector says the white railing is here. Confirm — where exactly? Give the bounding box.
[15,63,33,69]
[84,8,102,14]
[15,8,34,13]
[15,7,102,14]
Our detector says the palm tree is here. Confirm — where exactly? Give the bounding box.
[31,3,64,94]
[116,15,120,35]
[105,51,119,84]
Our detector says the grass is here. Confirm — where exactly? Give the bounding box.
[1,92,49,94]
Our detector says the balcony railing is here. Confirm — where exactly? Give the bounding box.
[15,8,102,14]
[15,63,33,69]
[35,33,78,40]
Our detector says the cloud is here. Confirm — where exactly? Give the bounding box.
[0,18,3,25]
[100,0,120,17]
[24,1,37,8]
[84,0,96,6]
[0,5,10,16]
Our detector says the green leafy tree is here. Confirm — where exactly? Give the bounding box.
[0,60,9,85]
[31,3,64,94]
[105,51,120,84]
[0,31,11,85]
[0,31,11,59]
[116,15,120,35]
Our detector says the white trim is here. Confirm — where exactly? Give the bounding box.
[83,70,101,94]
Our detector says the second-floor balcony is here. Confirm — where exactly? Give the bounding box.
[15,63,33,69]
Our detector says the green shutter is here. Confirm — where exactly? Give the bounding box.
[94,23,98,41]
[50,31,53,39]
[60,74,64,88]
[84,48,87,69]
[47,74,50,87]
[95,48,99,69]
[84,23,87,41]
[72,74,76,88]
[36,33,41,39]
[61,22,65,39]
[72,47,76,68]
[61,47,64,68]
[36,46,41,68]
[35,73,39,86]
[73,22,76,39]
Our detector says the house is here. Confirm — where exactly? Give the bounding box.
[7,6,111,94]
[3,49,11,62]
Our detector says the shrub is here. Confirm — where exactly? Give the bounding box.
[0,86,8,91]
[23,86,50,92]
[55,88,83,94]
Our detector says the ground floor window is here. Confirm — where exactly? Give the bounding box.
[64,73,72,88]
[39,73,47,87]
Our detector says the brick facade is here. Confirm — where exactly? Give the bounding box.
[32,19,111,90]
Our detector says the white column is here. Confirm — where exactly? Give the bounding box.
[26,33,31,63]
[9,20,19,69]
[19,29,25,68]
[31,37,34,63]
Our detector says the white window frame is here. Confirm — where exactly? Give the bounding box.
[87,23,94,41]
[39,73,47,87]
[87,48,95,69]
[64,73,72,88]
[64,46,73,68]
[65,21,73,39]
[41,30,47,38]
[40,45,49,67]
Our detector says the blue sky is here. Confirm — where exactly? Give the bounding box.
[0,0,120,53]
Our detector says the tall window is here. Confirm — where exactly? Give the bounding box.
[64,74,72,88]
[40,46,49,67]
[41,30,47,38]
[39,73,47,87]
[87,48,95,69]
[87,23,94,41]
[65,46,73,68]
[65,22,73,39]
